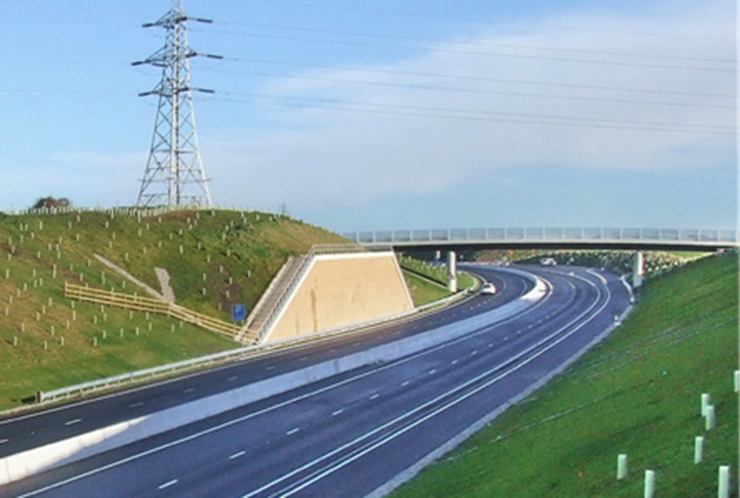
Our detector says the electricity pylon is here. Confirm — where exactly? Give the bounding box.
[133,0,221,208]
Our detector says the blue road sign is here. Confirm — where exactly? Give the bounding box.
[231,304,246,321]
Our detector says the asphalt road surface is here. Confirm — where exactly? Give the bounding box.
[1,265,632,498]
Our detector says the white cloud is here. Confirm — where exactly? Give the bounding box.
[204,1,734,220]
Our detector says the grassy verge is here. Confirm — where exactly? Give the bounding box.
[0,208,344,410]
[393,252,738,497]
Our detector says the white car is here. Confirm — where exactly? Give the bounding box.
[540,257,557,266]
[479,282,496,295]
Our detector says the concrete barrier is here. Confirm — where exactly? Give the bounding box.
[0,270,546,486]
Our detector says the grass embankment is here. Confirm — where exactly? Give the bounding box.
[0,208,344,410]
[399,255,475,306]
[393,252,738,497]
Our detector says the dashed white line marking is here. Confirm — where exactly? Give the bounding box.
[504,336,509,340]
[395,331,403,335]
[299,356,308,362]
[129,402,144,408]
[470,350,478,356]
[266,366,276,371]
[451,359,458,365]
[158,479,178,490]
[287,428,300,436]
[64,419,82,426]
[401,380,410,387]
[332,409,344,416]
[370,393,379,400]
[183,388,194,394]
[0,439,8,445]
[229,451,246,460]
[488,343,494,348]
[428,369,436,375]
[227,376,238,382]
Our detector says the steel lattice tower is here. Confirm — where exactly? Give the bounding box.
[133,0,221,207]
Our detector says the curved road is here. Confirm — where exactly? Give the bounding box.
[1,265,631,497]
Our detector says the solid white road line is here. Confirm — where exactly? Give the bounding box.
[158,479,178,490]
[370,394,379,400]
[64,419,82,426]
[17,273,562,498]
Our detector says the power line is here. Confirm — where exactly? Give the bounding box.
[220,57,735,100]
[194,28,734,73]
[203,67,735,110]
[215,92,735,136]
[216,21,734,65]
[248,0,735,44]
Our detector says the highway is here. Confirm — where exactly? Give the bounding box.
[1,265,632,497]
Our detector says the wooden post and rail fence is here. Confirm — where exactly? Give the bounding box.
[63,282,249,343]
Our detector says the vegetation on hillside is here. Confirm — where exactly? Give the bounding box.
[393,251,738,497]
[0,207,344,410]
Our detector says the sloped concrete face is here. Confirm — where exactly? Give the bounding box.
[265,252,413,343]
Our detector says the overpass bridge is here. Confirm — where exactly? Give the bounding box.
[342,227,738,252]
[342,227,738,292]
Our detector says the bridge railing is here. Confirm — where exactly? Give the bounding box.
[342,228,739,246]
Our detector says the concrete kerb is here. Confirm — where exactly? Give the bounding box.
[0,272,546,486]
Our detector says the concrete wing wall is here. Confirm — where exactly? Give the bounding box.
[264,252,413,343]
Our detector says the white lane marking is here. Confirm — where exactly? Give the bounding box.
[428,369,436,375]
[401,380,410,387]
[229,451,246,460]
[227,376,238,382]
[332,409,344,416]
[369,394,379,400]
[0,439,8,445]
[488,343,494,348]
[64,419,82,426]
[286,428,300,436]
[299,356,308,362]
[257,273,611,498]
[470,350,477,356]
[451,359,458,365]
[504,336,509,340]
[158,479,178,490]
[16,273,564,498]
[129,402,144,408]
[183,388,194,394]
[266,366,276,371]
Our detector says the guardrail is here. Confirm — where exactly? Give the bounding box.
[38,278,476,404]
[342,227,739,247]
[64,283,238,341]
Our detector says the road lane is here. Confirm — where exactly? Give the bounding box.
[2,265,632,498]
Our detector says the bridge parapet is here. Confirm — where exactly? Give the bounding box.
[342,227,738,251]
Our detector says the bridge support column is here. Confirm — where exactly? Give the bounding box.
[446,251,457,293]
[633,251,644,288]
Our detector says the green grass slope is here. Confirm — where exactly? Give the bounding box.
[0,208,344,410]
[393,252,738,498]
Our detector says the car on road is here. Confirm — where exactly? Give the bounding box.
[540,257,557,266]
[479,282,496,295]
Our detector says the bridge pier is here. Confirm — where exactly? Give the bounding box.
[446,251,457,293]
[633,251,644,288]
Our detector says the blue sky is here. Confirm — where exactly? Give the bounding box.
[0,0,736,233]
